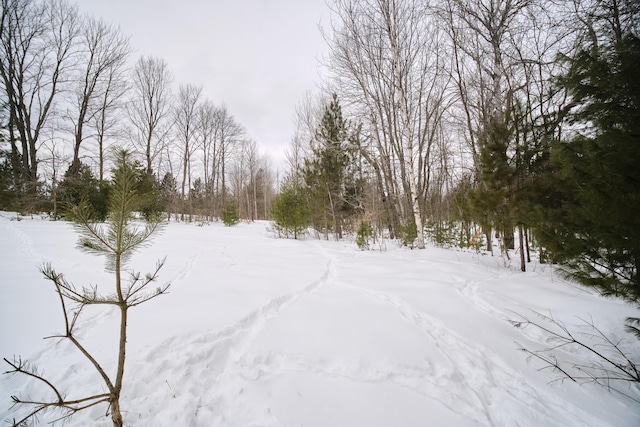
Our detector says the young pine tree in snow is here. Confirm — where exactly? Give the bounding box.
[221,199,240,226]
[303,94,361,239]
[4,150,170,427]
[271,174,309,239]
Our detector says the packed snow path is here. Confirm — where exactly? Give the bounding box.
[1,215,639,426]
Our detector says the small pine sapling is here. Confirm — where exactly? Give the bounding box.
[356,220,373,250]
[3,150,170,427]
[400,221,417,248]
[221,200,240,226]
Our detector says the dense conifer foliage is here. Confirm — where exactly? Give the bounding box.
[538,31,640,304]
[303,94,362,239]
[221,199,240,226]
[270,175,308,239]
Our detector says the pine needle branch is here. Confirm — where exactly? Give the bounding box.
[124,258,170,306]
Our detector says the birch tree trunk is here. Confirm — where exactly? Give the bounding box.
[325,0,452,248]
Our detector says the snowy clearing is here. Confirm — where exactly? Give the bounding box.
[1,213,639,426]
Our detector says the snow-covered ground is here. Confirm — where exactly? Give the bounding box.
[1,213,639,426]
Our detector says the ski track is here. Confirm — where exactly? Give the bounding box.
[341,284,605,426]
[173,252,200,281]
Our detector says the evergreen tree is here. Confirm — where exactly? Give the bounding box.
[221,199,240,226]
[159,172,179,219]
[303,94,360,239]
[0,148,15,210]
[58,163,110,221]
[356,220,373,250]
[110,159,163,221]
[538,15,640,303]
[271,174,308,239]
[459,117,515,255]
[5,149,169,426]
[190,177,206,217]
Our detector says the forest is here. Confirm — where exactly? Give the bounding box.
[1,0,639,303]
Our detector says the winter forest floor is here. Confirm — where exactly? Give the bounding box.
[1,212,639,426]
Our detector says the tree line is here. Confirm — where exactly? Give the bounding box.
[3,0,639,308]
[0,0,275,222]
[271,0,639,308]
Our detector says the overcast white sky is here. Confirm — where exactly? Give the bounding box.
[74,0,332,170]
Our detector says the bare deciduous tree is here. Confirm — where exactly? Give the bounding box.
[231,138,269,221]
[196,99,218,219]
[67,16,130,176]
[285,91,325,175]
[127,56,173,176]
[213,104,244,205]
[511,310,640,404]
[173,83,202,220]
[326,0,452,248]
[0,0,79,194]
[92,53,129,181]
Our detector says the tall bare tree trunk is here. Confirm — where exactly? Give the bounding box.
[519,224,525,272]
[128,56,173,175]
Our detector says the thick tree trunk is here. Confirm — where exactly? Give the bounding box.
[485,228,493,255]
[504,225,515,250]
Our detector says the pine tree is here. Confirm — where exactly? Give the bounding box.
[58,162,110,221]
[110,158,163,220]
[303,94,359,239]
[462,117,516,255]
[271,174,308,239]
[221,199,240,226]
[0,148,15,210]
[159,172,179,220]
[5,150,169,426]
[538,12,640,303]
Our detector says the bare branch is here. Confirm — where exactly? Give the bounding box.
[123,257,170,304]
[511,310,640,404]
[4,357,64,403]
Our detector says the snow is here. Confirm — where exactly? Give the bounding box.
[1,212,639,426]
